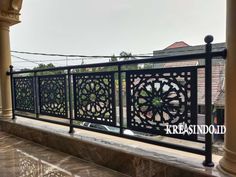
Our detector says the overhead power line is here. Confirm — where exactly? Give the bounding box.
[11,55,40,65]
[11,50,153,58]
[12,55,109,63]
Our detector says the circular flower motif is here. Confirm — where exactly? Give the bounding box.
[78,79,110,117]
[135,78,186,125]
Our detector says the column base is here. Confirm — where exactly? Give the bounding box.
[218,147,236,175]
[0,108,12,119]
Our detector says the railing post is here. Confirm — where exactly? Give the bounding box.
[9,65,15,120]
[34,72,39,119]
[118,65,124,135]
[203,35,214,167]
[68,69,74,134]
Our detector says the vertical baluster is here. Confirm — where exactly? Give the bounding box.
[68,69,74,133]
[34,72,39,119]
[118,65,124,135]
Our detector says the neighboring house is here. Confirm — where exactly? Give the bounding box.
[153,42,225,131]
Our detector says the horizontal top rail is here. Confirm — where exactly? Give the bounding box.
[9,49,226,74]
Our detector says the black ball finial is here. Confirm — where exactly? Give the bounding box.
[204,35,214,44]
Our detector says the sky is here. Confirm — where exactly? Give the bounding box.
[10,0,226,70]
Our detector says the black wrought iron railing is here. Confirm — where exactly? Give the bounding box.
[8,36,226,167]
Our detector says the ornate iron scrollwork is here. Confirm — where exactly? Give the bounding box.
[38,75,67,118]
[73,72,116,126]
[126,67,197,140]
[14,77,35,113]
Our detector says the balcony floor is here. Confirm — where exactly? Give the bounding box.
[0,131,129,177]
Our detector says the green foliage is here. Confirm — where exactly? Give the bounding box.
[143,63,154,69]
[33,63,64,75]
[101,54,118,72]
[16,68,32,77]
[119,51,138,71]
[110,55,118,62]
[73,52,139,74]
[20,68,31,71]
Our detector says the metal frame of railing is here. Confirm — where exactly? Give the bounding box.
[8,35,227,167]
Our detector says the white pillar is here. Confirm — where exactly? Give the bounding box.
[0,22,12,118]
[218,0,236,175]
[0,0,23,118]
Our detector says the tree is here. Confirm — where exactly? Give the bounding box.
[33,63,64,75]
[102,54,118,72]
[120,51,134,60]
[119,51,138,70]
[20,68,30,71]
[143,63,154,69]
[110,54,118,62]
[33,63,54,70]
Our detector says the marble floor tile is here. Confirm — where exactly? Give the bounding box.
[0,131,129,177]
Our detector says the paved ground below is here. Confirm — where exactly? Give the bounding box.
[0,131,129,177]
